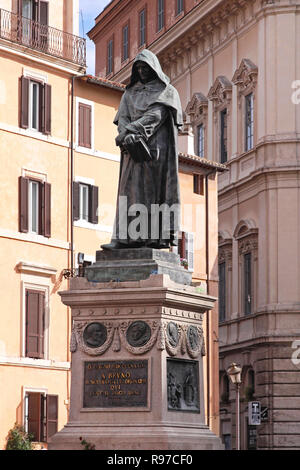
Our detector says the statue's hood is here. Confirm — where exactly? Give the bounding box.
[127,49,170,88]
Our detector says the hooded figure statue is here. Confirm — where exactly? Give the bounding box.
[103,49,183,250]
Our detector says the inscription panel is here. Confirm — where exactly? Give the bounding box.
[83,360,148,408]
[167,358,200,413]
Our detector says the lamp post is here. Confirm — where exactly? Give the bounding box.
[227,363,242,450]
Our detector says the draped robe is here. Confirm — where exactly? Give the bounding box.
[111,50,183,248]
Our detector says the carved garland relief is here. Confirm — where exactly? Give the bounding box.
[71,318,205,359]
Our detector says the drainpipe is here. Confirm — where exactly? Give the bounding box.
[70,74,87,272]
[205,169,217,429]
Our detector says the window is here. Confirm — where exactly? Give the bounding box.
[158,0,164,31]
[20,76,51,134]
[218,232,232,321]
[176,0,184,15]
[20,0,49,24]
[232,59,258,154]
[235,220,258,317]
[24,392,58,442]
[25,289,45,359]
[73,181,99,225]
[28,180,39,233]
[139,9,146,47]
[244,252,252,315]
[186,92,208,158]
[79,183,89,221]
[197,124,204,157]
[193,174,204,195]
[78,102,92,149]
[220,109,228,163]
[107,38,113,75]
[19,176,51,237]
[19,0,49,48]
[122,24,129,62]
[245,93,254,151]
[220,372,230,403]
[175,231,194,272]
[218,262,226,322]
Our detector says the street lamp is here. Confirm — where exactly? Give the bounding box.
[227,363,242,450]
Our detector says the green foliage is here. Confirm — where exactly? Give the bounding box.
[5,423,33,450]
[79,436,96,450]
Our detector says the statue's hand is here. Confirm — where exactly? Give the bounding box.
[123,134,138,146]
[116,131,127,146]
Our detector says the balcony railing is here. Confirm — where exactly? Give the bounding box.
[0,8,86,67]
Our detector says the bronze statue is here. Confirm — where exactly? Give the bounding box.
[103,49,183,250]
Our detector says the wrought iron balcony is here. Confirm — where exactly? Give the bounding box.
[0,8,86,67]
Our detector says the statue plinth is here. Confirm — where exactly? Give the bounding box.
[86,247,192,285]
[48,251,223,450]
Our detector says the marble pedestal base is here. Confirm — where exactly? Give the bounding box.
[49,272,223,450]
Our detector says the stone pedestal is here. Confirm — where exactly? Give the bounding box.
[86,247,192,285]
[49,250,223,450]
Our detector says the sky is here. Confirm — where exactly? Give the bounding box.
[79,0,112,75]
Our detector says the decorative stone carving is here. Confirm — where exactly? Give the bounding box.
[126,321,151,348]
[119,320,161,355]
[164,322,183,357]
[186,325,206,358]
[208,76,232,111]
[166,322,180,347]
[238,236,258,256]
[83,322,107,349]
[72,321,115,356]
[186,93,208,122]
[232,58,258,93]
[218,231,233,268]
[167,358,200,412]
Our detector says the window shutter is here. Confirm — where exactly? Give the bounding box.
[27,393,42,442]
[78,103,92,148]
[78,103,84,147]
[26,290,45,359]
[178,231,186,259]
[19,176,29,233]
[42,182,51,237]
[73,182,80,221]
[89,185,98,224]
[44,84,51,135]
[39,1,49,25]
[46,395,58,440]
[20,76,29,129]
[39,82,45,133]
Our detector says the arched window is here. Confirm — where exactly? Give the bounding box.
[234,220,258,316]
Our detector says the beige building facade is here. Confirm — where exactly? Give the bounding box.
[90,0,300,450]
[0,0,124,449]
